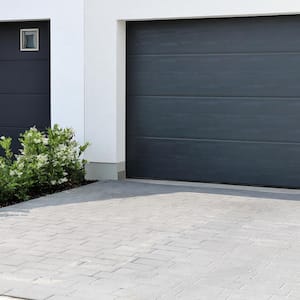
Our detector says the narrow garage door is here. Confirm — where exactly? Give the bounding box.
[0,21,50,152]
[126,16,300,188]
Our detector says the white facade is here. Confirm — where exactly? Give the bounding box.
[2,0,300,179]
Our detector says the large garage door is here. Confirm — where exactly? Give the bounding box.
[126,16,300,188]
[0,21,50,152]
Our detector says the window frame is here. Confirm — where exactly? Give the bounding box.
[20,28,40,52]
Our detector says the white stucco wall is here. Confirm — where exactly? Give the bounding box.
[84,0,300,178]
[0,0,85,144]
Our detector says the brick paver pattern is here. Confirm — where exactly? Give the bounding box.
[0,181,300,300]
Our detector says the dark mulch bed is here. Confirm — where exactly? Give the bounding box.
[0,180,97,209]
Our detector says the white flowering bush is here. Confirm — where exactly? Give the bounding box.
[0,125,89,204]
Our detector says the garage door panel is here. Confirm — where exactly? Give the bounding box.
[127,16,300,188]
[0,61,49,94]
[0,95,50,128]
[127,54,300,97]
[127,138,300,188]
[0,22,50,60]
[127,16,300,55]
[127,96,300,142]
[0,21,50,152]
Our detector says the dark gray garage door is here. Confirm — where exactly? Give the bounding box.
[126,15,300,188]
[0,21,50,152]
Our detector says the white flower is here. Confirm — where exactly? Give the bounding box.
[17,161,25,169]
[58,145,67,151]
[16,171,23,177]
[9,170,16,176]
[51,180,57,185]
[36,154,48,168]
[42,138,49,145]
[58,177,68,184]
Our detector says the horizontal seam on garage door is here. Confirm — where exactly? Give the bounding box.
[127,52,300,57]
[128,95,300,99]
[0,93,48,95]
[134,136,300,145]
[0,59,49,62]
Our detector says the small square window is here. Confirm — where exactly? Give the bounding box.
[20,28,39,51]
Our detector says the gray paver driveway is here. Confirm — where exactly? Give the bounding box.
[0,181,300,300]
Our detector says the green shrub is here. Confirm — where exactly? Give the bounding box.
[0,125,89,203]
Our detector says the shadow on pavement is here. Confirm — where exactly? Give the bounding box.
[0,180,300,217]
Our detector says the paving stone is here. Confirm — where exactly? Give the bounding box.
[4,284,54,300]
[0,181,300,299]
